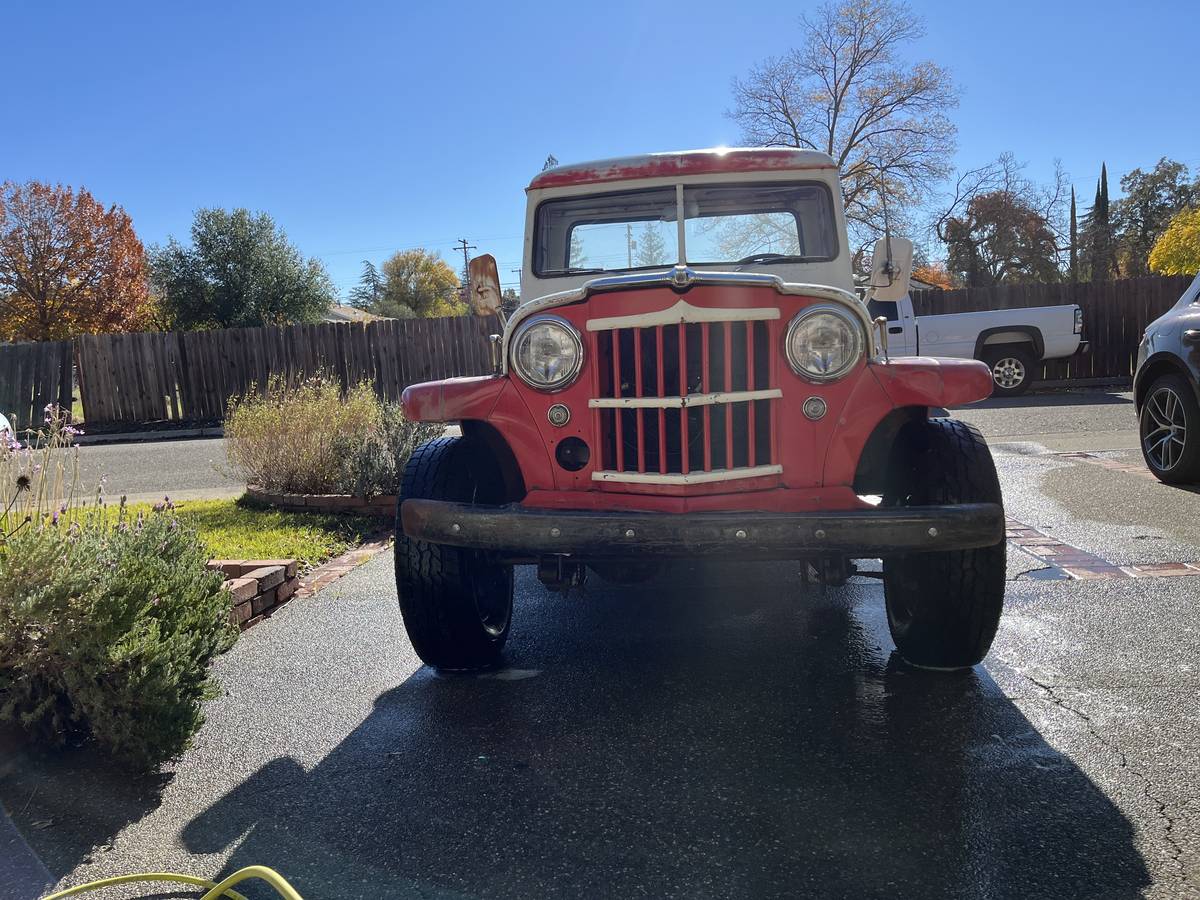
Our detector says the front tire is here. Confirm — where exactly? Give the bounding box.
[1139,373,1200,484]
[983,346,1035,397]
[395,437,514,671]
[882,419,1006,669]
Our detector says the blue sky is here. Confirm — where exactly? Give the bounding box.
[2,0,1191,298]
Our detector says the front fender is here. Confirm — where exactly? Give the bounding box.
[400,376,506,422]
[400,375,556,492]
[870,357,993,408]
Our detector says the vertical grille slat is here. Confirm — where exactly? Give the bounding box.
[745,321,756,467]
[593,316,778,483]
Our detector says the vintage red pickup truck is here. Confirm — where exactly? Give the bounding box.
[396,147,1005,672]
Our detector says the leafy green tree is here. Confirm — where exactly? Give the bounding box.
[150,209,334,329]
[1069,187,1079,283]
[635,223,669,267]
[377,248,465,318]
[1149,207,1200,275]
[1082,164,1116,282]
[1113,158,1199,277]
[348,260,386,309]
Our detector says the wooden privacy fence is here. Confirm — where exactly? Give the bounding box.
[75,314,503,427]
[0,340,74,431]
[910,275,1195,382]
[3,276,1195,431]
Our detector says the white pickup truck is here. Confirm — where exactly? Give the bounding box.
[865,292,1087,396]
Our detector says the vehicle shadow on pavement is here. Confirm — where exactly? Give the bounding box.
[176,564,1149,899]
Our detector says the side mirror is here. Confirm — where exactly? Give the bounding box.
[869,236,914,302]
[467,254,502,317]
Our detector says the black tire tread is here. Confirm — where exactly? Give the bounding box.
[395,437,512,670]
[883,418,1006,668]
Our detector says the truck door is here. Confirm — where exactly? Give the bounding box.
[867,297,915,356]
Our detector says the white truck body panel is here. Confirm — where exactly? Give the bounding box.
[872,295,1083,364]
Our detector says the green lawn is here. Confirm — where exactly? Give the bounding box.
[118,498,381,569]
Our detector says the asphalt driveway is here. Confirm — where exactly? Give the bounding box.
[5,388,1200,898]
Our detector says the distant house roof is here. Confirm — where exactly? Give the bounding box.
[528,147,837,191]
[324,305,383,324]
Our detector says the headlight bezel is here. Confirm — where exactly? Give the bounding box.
[784,304,865,383]
[509,314,584,392]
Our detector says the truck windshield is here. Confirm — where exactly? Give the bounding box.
[532,181,838,275]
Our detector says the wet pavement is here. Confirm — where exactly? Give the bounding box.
[4,389,1200,899]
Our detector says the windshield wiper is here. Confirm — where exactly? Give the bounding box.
[540,267,606,275]
[735,253,808,265]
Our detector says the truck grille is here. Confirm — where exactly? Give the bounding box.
[590,318,782,484]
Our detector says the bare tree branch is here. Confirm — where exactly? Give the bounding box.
[729,0,958,247]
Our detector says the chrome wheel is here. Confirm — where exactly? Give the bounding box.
[991,356,1026,390]
[1142,387,1188,472]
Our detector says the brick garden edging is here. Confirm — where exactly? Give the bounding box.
[208,559,300,629]
[208,531,394,630]
[246,485,396,517]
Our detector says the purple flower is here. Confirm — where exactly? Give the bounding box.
[51,510,59,525]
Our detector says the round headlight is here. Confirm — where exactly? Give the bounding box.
[785,306,863,382]
[510,316,584,390]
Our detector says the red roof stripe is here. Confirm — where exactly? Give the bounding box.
[527,148,836,191]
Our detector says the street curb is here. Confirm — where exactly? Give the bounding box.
[73,426,224,445]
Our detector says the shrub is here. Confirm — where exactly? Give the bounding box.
[0,509,234,769]
[225,375,441,496]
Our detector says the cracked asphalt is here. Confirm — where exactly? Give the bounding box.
[4,388,1200,899]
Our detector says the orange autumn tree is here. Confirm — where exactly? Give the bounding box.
[912,263,956,290]
[0,181,152,341]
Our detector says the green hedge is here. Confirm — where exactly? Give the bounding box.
[0,512,235,769]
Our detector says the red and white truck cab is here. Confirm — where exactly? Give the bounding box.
[397,148,1006,672]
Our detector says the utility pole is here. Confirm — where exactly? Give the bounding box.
[626,223,634,268]
[453,237,476,305]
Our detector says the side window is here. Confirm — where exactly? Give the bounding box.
[867,299,899,322]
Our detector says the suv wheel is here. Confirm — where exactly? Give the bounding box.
[983,346,1035,397]
[882,419,1006,669]
[395,436,513,671]
[1139,373,1200,483]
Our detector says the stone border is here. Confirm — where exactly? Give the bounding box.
[208,531,393,630]
[1007,517,1200,580]
[297,532,392,596]
[208,559,300,629]
[246,485,395,517]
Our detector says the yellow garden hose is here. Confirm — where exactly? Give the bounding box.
[41,864,303,900]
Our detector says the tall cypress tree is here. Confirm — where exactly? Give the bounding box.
[1091,163,1114,282]
[1069,187,1078,283]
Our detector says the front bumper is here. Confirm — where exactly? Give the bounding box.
[400,498,1005,561]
